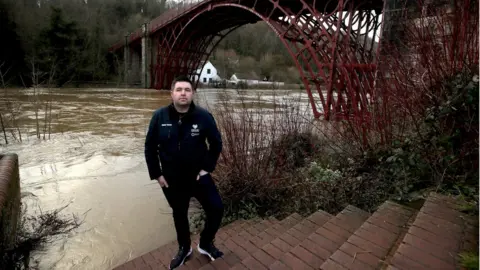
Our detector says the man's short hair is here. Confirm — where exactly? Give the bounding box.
[171,75,194,91]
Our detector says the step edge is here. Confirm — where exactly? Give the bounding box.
[320,201,418,270]
[256,205,371,269]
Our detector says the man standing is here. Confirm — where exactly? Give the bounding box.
[144,75,224,269]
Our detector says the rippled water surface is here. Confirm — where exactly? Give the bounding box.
[0,87,312,270]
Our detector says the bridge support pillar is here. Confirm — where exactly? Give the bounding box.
[141,23,151,88]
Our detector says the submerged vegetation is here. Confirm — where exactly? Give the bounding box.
[1,203,85,270]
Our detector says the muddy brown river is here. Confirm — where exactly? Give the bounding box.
[0,87,315,270]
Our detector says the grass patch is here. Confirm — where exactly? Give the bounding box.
[459,252,479,270]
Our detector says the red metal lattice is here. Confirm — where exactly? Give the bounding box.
[115,0,385,120]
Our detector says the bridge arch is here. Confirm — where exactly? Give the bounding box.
[167,3,320,116]
[154,0,384,120]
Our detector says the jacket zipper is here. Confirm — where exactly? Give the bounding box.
[178,118,182,150]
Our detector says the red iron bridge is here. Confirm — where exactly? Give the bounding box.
[109,0,398,119]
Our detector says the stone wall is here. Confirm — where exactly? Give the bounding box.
[0,153,21,256]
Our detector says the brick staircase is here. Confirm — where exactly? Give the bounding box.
[113,192,478,270]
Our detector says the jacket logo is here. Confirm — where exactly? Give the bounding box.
[191,124,200,136]
[161,123,172,127]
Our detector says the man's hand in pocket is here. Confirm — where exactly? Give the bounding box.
[157,176,169,188]
[197,170,209,181]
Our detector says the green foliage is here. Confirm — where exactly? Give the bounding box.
[424,73,479,149]
[36,7,86,86]
[306,162,342,183]
[336,70,480,203]
[0,1,26,85]
[220,23,292,63]
[221,201,260,226]
[459,252,479,270]
[371,139,431,200]
[421,72,479,192]
[212,22,299,83]
[287,69,480,211]
[2,0,168,84]
[457,196,479,215]
[2,0,298,85]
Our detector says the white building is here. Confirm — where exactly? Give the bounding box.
[192,61,221,84]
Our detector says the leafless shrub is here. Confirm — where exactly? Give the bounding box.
[202,90,325,221]
[0,59,58,144]
[1,203,86,270]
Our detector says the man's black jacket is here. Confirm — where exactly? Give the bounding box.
[144,102,222,183]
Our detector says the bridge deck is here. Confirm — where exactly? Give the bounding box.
[110,0,384,52]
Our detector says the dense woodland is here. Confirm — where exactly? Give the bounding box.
[0,0,298,87]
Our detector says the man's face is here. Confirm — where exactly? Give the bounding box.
[171,81,194,106]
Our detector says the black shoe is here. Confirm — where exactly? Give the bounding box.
[197,242,224,261]
[169,246,192,270]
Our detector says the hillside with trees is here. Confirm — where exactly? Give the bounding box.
[213,23,300,83]
[0,0,299,87]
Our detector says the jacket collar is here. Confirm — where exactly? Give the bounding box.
[168,101,196,120]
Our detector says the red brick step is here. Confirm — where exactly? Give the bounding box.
[386,192,479,270]
[111,219,243,270]
[232,209,333,270]
[269,205,371,270]
[113,219,264,270]
[320,201,416,270]
[112,192,478,270]
[181,216,283,270]
[196,213,304,270]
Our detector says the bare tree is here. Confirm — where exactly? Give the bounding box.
[0,62,22,143]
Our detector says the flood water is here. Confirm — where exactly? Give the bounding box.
[0,87,314,270]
